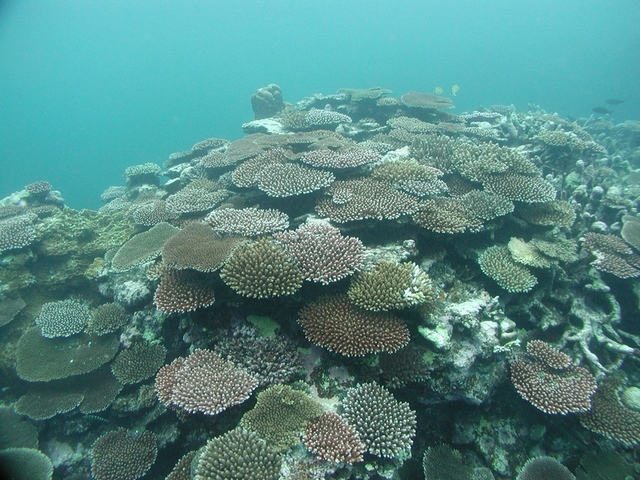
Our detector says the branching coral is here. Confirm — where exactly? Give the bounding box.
[91,428,157,480]
[273,222,363,284]
[241,384,322,450]
[510,340,596,414]
[162,222,244,273]
[348,260,434,311]
[297,294,409,356]
[341,382,416,459]
[220,238,303,298]
[205,207,289,237]
[155,349,258,416]
[316,178,420,222]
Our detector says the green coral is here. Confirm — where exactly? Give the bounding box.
[241,384,322,450]
[348,261,434,311]
[194,428,281,480]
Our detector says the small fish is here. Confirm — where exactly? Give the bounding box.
[605,98,624,105]
[451,84,460,96]
[84,414,110,423]
[592,107,613,115]
[433,86,444,95]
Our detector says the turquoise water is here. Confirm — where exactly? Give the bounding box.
[0,0,638,208]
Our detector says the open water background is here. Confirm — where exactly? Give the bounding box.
[0,0,638,209]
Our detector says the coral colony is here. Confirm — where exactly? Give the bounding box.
[2,84,640,479]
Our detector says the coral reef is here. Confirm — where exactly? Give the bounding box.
[4,86,640,479]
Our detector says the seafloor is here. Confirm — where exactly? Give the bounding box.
[1,85,640,480]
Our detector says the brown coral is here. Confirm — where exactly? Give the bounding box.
[303,412,364,464]
[316,178,420,223]
[297,295,409,356]
[255,162,334,197]
[153,269,216,313]
[273,222,364,284]
[511,341,596,414]
[162,222,244,273]
[413,197,484,234]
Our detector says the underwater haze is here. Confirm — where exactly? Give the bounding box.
[0,0,639,208]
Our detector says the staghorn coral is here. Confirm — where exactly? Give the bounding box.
[478,245,538,293]
[297,294,410,356]
[516,456,575,480]
[579,373,640,446]
[35,298,91,338]
[16,328,119,382]
[341,382,416,459]
[111,341,167,384]
[518,200,576,227]
[372,158,443,183]
[129,199,178,226]
[300,147,381,169]
[304,108,352,128]
[91,428,157,480]
[155,349,258,416]
[413,197,484,234]
[401,91,454,109]
[111,221,180,272]
[0,213,36,253]
[507,237,553,268]
[303,412,364,464]
[231,147,290,188]
[348,260,434,311]
[166,451,197,480]
[582,232,640,278]
[398,178,449,197]
[241,384,323,450]
[510,340,596,414]
[194,428,281,480]
[0,448,53,480]
[162,222,244,273]
[85,303,128,335]
[316,178,420,222]
[212,325,304,387]
[164,187,229,214]
[153,269,216,313]
[273,222,364,284]
[379,345,430,388]
[338,86,391,101]
[482,173,556,203]
[422,445,473,480]
[124,163,162,178]
[388,116,438,134]
[460,190,514,220]
[255,162,334,197]
[530,236,578,263]
[220,238,303,298]
[25,180,52,196]
[191,137,228,153]
[205,207,289,237]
